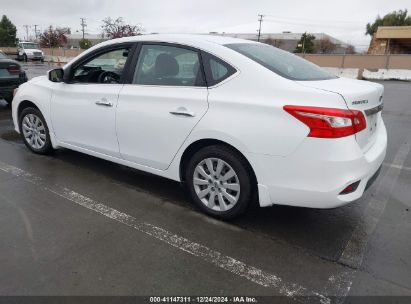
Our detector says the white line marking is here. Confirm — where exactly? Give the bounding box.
[322,270,355,304]
[339,141,411,268]
[383,162,411,172]
[0,160,330,303]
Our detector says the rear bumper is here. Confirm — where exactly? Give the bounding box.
[0,84,18,98]
[250,119,387,208]
[0,75,27,98]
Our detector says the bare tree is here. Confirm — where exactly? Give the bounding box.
[39,26,67,48]
[345,44,356,54]
[318,38,337,54]
[264,37,283,48]
[101,17,142,39]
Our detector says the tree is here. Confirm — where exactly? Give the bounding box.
[101,17,142,39]
[39,26,67,48]
[366,9,411,36]
[0,15,17,47]
[79,38,92,49]
[318,38,337,54]
[345,45,356,54]
[294,32,316,53]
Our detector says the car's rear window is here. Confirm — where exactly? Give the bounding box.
[225,43,336,81]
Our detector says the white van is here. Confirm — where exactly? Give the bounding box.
[17,42,44,62]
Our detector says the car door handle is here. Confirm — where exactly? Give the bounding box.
[95,99,113,107]
[169,107,195,117]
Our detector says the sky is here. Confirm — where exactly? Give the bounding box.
[2,0,410,51]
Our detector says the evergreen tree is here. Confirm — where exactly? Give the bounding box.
[294,32,316,53]
[0,15,17,47]
[366,9,411,36]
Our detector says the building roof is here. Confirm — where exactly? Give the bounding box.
[376,26,411,39]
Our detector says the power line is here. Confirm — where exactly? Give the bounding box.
[257,14,264,42]
[264,14,364,25]
[80,18,87,39]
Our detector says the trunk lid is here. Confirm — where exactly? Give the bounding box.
[296,77,384,152]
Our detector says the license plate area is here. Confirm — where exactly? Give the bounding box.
[367,113,378,135]
[364,103,383,136]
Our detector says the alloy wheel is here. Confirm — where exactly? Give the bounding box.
[193,158,241,212]
[22,114,47,149]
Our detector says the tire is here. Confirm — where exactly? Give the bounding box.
[19,107,53,154]
[185,145,254,220]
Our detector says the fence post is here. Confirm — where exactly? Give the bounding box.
[341,54,346,69]
[385,54,390,69]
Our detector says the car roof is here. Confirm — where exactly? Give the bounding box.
[100,34,254,48]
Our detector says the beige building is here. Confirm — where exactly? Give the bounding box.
[368,26,411,54]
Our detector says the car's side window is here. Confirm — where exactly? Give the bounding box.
[133,44,205,87]
[201,52,236,86]
[72,48,130,84]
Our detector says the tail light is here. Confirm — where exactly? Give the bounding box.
[283,105,366,138]
[339,181,361,195]
[7,65,21,75]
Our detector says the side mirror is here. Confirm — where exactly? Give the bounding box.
[48,68,64,83]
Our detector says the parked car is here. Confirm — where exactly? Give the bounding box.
[0,51,27,104]
[17,42,44,62]
[11,35,387,219]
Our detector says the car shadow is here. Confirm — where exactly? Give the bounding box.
[51,145,369,261]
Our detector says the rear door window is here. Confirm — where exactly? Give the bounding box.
[133,44,205,87]
[201,52,236,86]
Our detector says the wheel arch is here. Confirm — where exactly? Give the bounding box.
[179,138,258,187]
[17,100,40,121]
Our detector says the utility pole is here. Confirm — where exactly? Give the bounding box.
[23,25,30,41]
[257,14,264,42]
[33,25,39,41]
[80,18,87,39]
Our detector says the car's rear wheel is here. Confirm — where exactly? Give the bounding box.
[185,145,254,220]
[19,107,53,154]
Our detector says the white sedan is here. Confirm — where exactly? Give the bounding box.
[12,34,387,219]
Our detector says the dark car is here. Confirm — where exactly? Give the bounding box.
[0,51,27,104]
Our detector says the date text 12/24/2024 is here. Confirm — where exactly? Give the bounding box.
[149,297,258,303]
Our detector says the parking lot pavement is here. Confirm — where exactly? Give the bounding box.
[0,63,410,302]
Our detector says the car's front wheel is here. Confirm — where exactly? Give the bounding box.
[19,107,53,154]
[185,145,254,220]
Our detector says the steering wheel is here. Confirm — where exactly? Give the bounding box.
[98,71,121,84]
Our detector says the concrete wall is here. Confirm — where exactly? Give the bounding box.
[300,54,411,69]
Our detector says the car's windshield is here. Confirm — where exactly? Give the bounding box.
[22,43,40,49]
[0,52,7,59]
[225,43,336,81]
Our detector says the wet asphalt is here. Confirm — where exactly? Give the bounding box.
[0,62,410,303]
